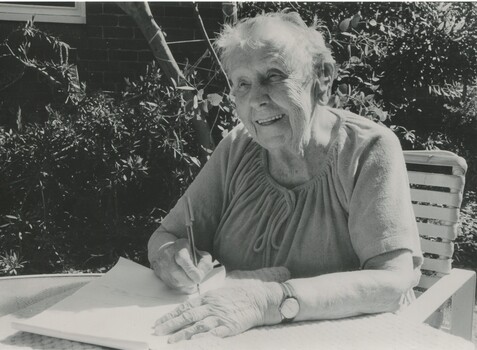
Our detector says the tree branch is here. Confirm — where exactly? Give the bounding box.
[192,2,231,91]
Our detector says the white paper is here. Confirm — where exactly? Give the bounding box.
[12,257,226,350]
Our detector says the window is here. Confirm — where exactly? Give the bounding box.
[0,2,86,24]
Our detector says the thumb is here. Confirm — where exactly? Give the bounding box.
[175,247,202,284]
[197,251,213,279]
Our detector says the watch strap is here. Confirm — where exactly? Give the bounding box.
[280,281,294,299]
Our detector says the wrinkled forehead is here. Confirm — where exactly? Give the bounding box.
[226,48,286,84]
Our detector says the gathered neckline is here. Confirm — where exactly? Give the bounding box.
[259,108,345,193]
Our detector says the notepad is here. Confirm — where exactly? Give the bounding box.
[12,257,226,350]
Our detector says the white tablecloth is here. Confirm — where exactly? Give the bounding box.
[0,279,474,350]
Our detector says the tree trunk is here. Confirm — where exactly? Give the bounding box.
[117,2,215,159]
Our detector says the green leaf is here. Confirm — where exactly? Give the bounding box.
[176,86,195,91]
[207,93,223,106]
[197,89,204,101]
[341,32,357,39]
[338,83,348,94]
[350,13,361,28]
[454,18,465,32]
[441,3,452,12]
[189,156,200,167]
[339,18,351,32]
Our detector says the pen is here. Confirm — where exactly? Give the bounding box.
[185,196,201,295]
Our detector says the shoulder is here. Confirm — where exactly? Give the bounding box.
[214,122,255,156]
[330,108,402,159]
[207,122,260,174]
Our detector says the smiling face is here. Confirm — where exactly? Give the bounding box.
[229,44,316,155]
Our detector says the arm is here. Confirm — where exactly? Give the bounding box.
[147,227,177,264]
[287,249,415,321]
[147,125,254,292]
[154,249,415,342]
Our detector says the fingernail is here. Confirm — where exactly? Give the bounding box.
[191,333,207,340]
[156,317,166,325]
[167,335,179,344]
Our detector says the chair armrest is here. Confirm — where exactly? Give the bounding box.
[400,268,476,323]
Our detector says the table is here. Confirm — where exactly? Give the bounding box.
[0,275,474,350]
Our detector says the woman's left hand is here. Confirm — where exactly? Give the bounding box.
[154,281,282,343]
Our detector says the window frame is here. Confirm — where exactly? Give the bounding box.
[0,2,86,24]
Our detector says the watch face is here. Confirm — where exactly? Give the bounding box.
[281,297,299,320]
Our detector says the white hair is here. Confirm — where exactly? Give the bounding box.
[215,12,335,78]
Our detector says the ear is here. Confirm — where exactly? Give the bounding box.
[313,62,335,105]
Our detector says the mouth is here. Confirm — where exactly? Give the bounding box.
[255,114,285,126]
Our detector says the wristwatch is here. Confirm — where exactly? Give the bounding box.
[278,282,299,323]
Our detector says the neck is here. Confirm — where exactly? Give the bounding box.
[266,106,338,188]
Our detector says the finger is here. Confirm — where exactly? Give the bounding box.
[190,325,231,340]
[155,305,209,335]
[152,242,197,290]
[167,316,219,343]
[167,266,195,288]
[197,253,213,278]
[150,260,162,279]
[155,299,201,326]
[175,247,202,283]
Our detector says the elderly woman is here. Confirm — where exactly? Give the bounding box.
[149,12,422,343]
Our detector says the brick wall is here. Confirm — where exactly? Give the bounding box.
[0,2,224,91]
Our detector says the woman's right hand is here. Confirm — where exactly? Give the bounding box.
[151,238,213,294]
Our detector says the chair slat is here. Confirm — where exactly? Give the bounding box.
[420,238,454,257]
[407,171,465,189]
[421,257,452,274]
[416,222,458,240]
[404,150,468,173]
[410,188,462,207]
[417,274,442,290]
[412,204,459,222]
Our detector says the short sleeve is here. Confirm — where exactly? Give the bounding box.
[346,128,423,272]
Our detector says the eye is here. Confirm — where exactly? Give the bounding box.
[267,70,286,83]
[235,80,251,93]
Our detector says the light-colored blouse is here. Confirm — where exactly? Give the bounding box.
[160,108,423,282]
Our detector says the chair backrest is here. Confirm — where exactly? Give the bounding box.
[403,150,467,291]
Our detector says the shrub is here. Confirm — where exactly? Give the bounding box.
[0,63,205,275]
[0,20,83,129]
[454,191,477,270]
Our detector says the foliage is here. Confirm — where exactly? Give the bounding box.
[454,191,477,270]
[0,20,84,130]
[0,20,238,276]
[0,61,214,275]
[0,250,26,276]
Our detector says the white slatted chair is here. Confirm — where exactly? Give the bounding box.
[400,150,476,341]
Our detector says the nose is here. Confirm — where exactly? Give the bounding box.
[249,83,270,109]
